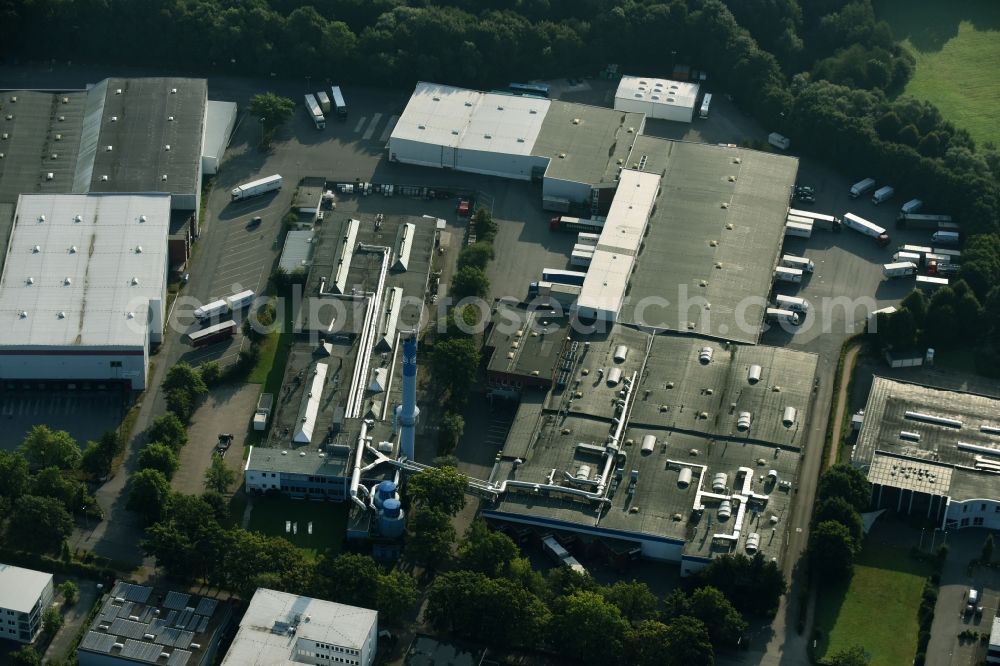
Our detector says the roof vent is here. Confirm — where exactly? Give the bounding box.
[5,114,11,120]
[559,152,566,158]
[25,277,33,285]
[64,277,72,285]
[70,246,77,253]
[38,215,45,222]
[54,134,61,140]
[110,116,118,122]
[484,134,492,139]
[170,88,177,94]
[450,130,459,136]
[572,118,581,124]
[139,215,147,223]
[106,145,113,152]
[464,101,473,107]
[32,245,40,253]
[126,311,134,319]
[517,138,525,143]
[300,451,306,457]
[2,133,8,140]
[0,153,4,158]
[281,450,287,455]
[45,172,54,180]
[62,97,69,104]
[115,88,122,95]
[432,96,440,101]
[164,144,171,151]
[167,116,174,122]
[131,277,139,285]
[18,311,27,318]
[58,115,65,121]
[529,109,537,114]
[497,105,504,111]
[101,175,109,181]
[51,153,58,159]
[9,96,16,102]
[57,311,65,319]
[74,215,82,222]
[417,125,425,130]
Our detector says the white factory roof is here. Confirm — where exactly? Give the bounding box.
[576,170,661,319]
[293,362,328,443]
[391,82,549,155]
[615,76,700,110]
[222,588,376,666]
[0,563,52,613]
[0,193,169,348]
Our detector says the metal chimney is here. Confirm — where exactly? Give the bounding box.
[395,335,420,460]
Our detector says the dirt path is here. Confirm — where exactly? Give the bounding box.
[827,342,862,470]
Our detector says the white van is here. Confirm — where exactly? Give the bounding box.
[775,294,809,313]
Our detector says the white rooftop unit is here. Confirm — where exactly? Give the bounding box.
[614,76,700,123]
[293,363,328,443]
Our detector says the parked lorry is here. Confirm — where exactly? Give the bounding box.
[900,199,923,214]
[226,289,255,311]
[931,230,960,245]
[849,178,876,199]
[542,268,587,286]
[774,266,804,283]
[304,94,326,129]
[316,91,331,113]
[927,260,960,277]
[768,132,791,150]
[570,249,593,268]
[550,215,605,233]
[331,86,347,119]
[231,174,282,201]
[916,275,949,292]
[788,209,840,231]
[194,299,229,320]
[842,212,890,246]
[187,320,237,348]
[893,251,922,264]
[785,220,813,238]
[882,261,917,278]
[775,294,809,312]
[871,185,895,205]
[765,307,802,325]
[897,212,954,230]
[781,254,814,273]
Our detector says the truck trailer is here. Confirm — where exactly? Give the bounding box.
[788,209,840,231]
[315,91,331,113]
[882,262,917,278]
[775,294,809,312]
[768,132,790,150]
[774,266,804,283]
[849,178,876,199]
[900,199,923,215]
[226,290,256,311]
[765,307,802,325]
[931,230,960,245]
[785,220,813,238]
[897,213,954,230]
[541,268,587,286]
[842,213,890,246]
[871,185,895,205]
[331,86,347,119]
[304,94,326,129]
[187,320,237,348]
[781,254,814,273]
[550,216,606,233]
[194,299,229,320]
[231,174,282,201]
[916,275,949,292]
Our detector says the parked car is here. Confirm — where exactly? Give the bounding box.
[248,216,262,228]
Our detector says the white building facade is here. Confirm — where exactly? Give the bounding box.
[614,76,700,123]
[0,564,54,644]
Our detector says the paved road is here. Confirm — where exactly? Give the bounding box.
[828,342,862,469]
[43,576,101,663]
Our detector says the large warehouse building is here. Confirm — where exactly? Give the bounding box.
[853,377,1000,531]
[0,193,169,390]
[388,82,643,213]
[613,76,701,123]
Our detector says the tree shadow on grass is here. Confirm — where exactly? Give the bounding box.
[879,0,1000,53]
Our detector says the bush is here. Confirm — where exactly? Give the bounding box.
[199,361,223,386]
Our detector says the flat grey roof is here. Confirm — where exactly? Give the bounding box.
[247,445,350,478]
[854,376,1000,501]
[485,305,569,382]
[618,138,799,343]
[0,90,87,205]
[84,78,205,199]
[533,102,643,187]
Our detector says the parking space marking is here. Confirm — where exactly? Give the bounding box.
[225,237,264,253]
[378,115,398,143]
[362,113,382,140]
[354,117,367,133]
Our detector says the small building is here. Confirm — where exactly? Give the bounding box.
[244,445,351,500]
[0,563,54,644]
[77,580,230,666]
[614,76,700,123]
[221,588,377,666]
[484,304,569,398]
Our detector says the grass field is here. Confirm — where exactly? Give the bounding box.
[877,0,1000,147]
[246,497,347,559]
[815,541,933,666]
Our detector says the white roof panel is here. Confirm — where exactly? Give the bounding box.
[293,363,328,443]
[0,193,168,348]
[0,563,52,614]
[391,82,549,156]
[615,76,700,110]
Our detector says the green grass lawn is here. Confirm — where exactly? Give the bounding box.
[877,0,1000,147]
[246,497,347,559]
[815,541,933,665]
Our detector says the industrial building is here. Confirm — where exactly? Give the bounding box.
[0,193,169,390]
[481,328,818,574]
[77,580,230,666]
[853,377,1000,530]
[221,588,377,666]
[0,563,53,644]
[388,82,643,212]
[245,446,350,500]
[484,305,571,398]
[614,76,701,123]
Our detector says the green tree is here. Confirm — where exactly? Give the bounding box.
[148,413,188,452]
[8,645,42,666]
[204,455,236,493]
[662,616,715,666]
[602,580,659,625]
[438,411,464,452]
[0,451,31,502]
[813,496,864,543]
[549,590,630,665]
[457,241,494,270]
[900,289,928,321]
[431,337,480,401]
[127,469,172,525]
[456,520,518,576]
[163,362,208,397]
[59,580,79,606]
[450,266,490,300]
[406,508,455,571]
[141,494,225,581]
[316,553,417,624]
[472,208,498,242]
[165,387,195,422]
[626,620,673,666]
[827,644,870,666]
[9,495,74,553]
[42,606,62,635]
[407,465,467,516]
[983,533,994,564]
[247,92,296,132]
[81,438,114,479]
[137,443,180,479]
[30,466,92,513]
[19,425,81,470]
[817,464,871,513]
[200,361,223,386]
[688,586,747,646]
[691,552,786,617]
[810,520,860,581]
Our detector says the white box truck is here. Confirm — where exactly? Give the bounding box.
[570,249,593,268]
[781,254,814,273]
[842,213,890,246]
[226,290,255,311]
[768,132,790,150]
[931,230,960,245]
[194,299,229,320]
[897,213,954,230]
[785,220,813,238]
[304,93,326,129]
[900,199,923,214]
[871,185,894,205]
[765,307,802,325]
[775,294,809,312]
[882,262,917,278]
[893,251,922,264]
[231,174,282,201]
[849,178,876,199]
[774,266,804,283]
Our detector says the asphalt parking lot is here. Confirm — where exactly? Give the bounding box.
[0,389,126,450]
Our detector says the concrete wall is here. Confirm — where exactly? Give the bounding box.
[614,96,694,123]
[388,137,548,181]
[0,348,148,390]
[542,176,592,206]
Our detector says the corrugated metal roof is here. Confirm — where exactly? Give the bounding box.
[279,230,315,273]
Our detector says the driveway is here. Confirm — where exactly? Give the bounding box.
[43,576,101,663]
